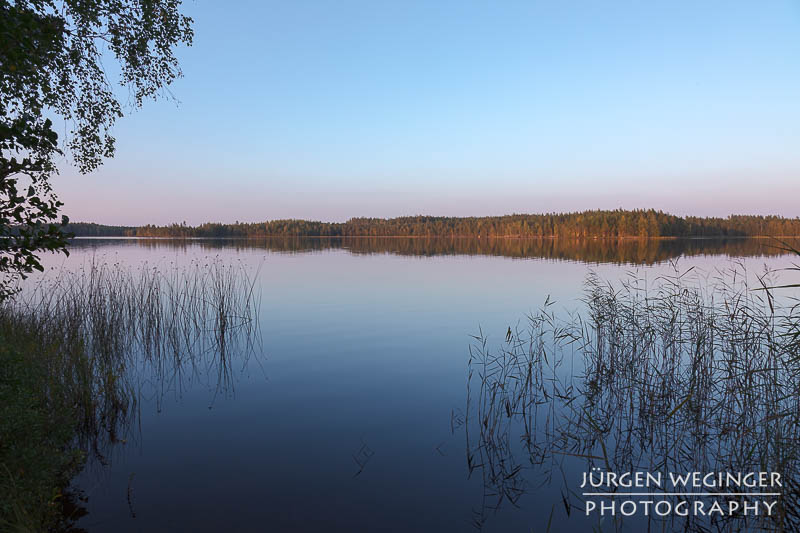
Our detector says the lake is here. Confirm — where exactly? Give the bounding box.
[30,237,800,532]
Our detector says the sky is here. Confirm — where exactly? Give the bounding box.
[54,0,800,225]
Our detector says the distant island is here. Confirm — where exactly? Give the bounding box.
[65,209,800,239]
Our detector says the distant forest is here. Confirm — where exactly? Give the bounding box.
[65,210,800,239]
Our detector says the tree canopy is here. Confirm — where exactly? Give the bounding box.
[66,210,800,239]
[0,0,192,298]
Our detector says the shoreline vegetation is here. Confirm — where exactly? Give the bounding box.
[65,209,800,239]
[0,260,259,532]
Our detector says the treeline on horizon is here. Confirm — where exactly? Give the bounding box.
[65,210,800,239]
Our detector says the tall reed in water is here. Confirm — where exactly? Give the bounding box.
[467,262,800,532]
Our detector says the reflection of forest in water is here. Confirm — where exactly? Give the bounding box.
[71,237,795,264]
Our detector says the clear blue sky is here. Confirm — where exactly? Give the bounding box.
[56,0,800,225]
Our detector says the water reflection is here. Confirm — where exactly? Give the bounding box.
[71,236,795,264]
[25,238,799,531]
[8,258,261,529]
[465,265,800,531]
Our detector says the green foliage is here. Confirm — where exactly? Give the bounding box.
[0,0,193,299]
[68,209,800,239]
[63,221,135,237]
[0,174,68,301]
[0,333,85,532]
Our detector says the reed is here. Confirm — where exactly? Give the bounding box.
[466,262,800,532]
[0,257,260,531]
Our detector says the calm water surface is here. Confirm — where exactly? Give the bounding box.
[34,238,799,532]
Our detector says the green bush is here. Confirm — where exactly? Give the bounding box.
[0,334,85,532]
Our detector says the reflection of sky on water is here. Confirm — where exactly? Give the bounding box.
[33,239,798,532]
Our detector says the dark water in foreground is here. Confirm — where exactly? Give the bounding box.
[34,238,800,532]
